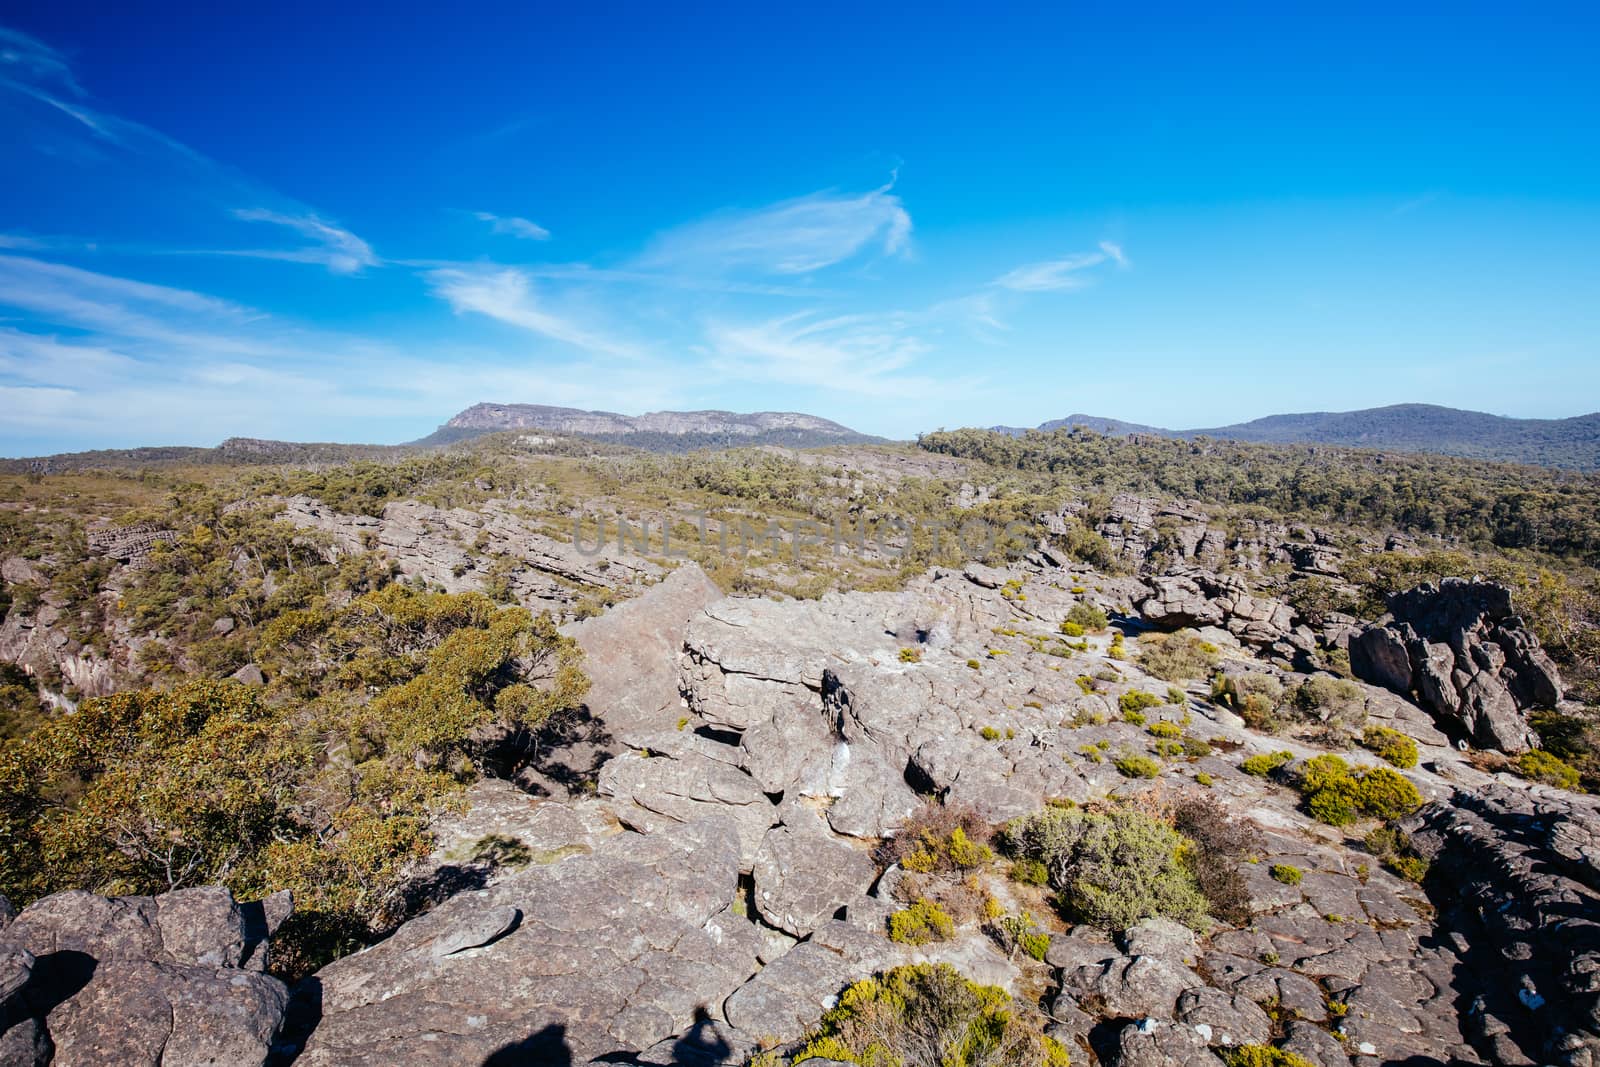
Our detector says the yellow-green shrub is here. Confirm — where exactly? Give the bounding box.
[1360,725,1419,768]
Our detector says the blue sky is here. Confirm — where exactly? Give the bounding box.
[2,4,1597,454]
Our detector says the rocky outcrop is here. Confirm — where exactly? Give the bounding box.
[0,886,292,1067]
[565,562,724,748]
[84,522,177,566]
[1403,785,1600,1066]
[276,495,662,610]
[1136,568,1301,653]
[1351,579,1562,750]
[293,817,760,1065]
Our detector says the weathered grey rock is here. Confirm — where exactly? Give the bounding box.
[277,495,662,609]
[1060,954,1205,1020]
[1281,1019,1354,1067]
[565,562,723,747]
[634,1018,756,1065]
[1104,1017,1226,1067]
[751,820,877,937]
[428,902,520,956]
[1139,575,1226,628]
[1351,579,1560,751]
[0,887,290,1067]
[229,662,265,686]
[1351,625,1413,693]
[1403,785,1600,1065]
[722,917,901,1042]
[0,947,34,1006]
[295,817,759,1065]
[85,521,176,565]
[44,959,289,1067]
[1121,917,1198,962]
[598,750,776,867]
[1173,986,1274,1047]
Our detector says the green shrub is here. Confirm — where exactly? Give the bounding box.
[1059,620,1085,637]
[1360,725,1419,768]
[1067,601,1108,632]
[1354,766,1425,819]
[1019,930,1051,961]
[1241,750,1294,777]
[980,725,1003,741]
[887,898,955,944]
[1120,690,1163,717]
[1075,675,1096,695]
[1004,805,1211,932]
[1389,854,1429,882]
[1181,735,1214,758]
[1297,755,1423,824]
[1195,772,1214,787]
[1517,749,1581,790]
[1115,753,1163,778]
[1221,1046,1316,1067]
[1214,673,1286,732]
[946,827,995,868]
[967,659,982,670]
[1270,863,1303,886]
[1154,739,1185,759]
[793,963,1070,1067]
[1290,676,1367,729]
[1010,859,1049,886]
[879,803,994,873]
[1138,633,1221,682]
[898,647,922,663]
[1167,686,1188,705]
[1148,721,1182,739]
[1529,710,1600,789]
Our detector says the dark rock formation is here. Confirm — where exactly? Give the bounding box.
[1403,785,1600,1066]
[0,887,292,1067]
[1351,578,1562,750]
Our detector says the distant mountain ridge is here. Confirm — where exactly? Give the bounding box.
[412,402,882,451]
[1004,404,1600,470]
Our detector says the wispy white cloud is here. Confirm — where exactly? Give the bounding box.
[473,211,550,240]
[0,26,85,96]
[702,310,968,399]
[425,265,642,359]
[991,241,1127,292]
[218,209,380,274]
[638,181,912,276]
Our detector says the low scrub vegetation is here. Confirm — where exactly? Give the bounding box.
[1297,754,1424,826]
[0,585,588,978]
[1516,748,1582,790]
[790,963,1070,1067]
[1360,725,1419,768]
[1003,804,1211,933]
[886,898,955,945]
[1137,632,1220,681]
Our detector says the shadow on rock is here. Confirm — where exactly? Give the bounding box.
[483,1022,573,1066]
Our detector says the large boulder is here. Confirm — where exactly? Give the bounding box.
[0,887,292,1067]
[1351,579,1561,751]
